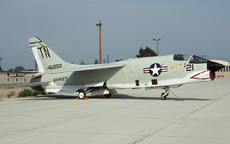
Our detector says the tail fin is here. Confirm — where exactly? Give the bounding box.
[29,37,67,73]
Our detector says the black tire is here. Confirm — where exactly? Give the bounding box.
[104,94,112,98]
[161,93,166,100]
[161,93,167,100]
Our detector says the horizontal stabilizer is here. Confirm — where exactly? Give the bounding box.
[0,81,50,88]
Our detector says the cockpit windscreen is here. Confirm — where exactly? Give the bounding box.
[174,54,208,63]
[189,55,208,63]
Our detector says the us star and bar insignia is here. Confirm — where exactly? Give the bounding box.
[144,63,168,77]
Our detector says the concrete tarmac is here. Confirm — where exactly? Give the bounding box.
[0,78,230,144]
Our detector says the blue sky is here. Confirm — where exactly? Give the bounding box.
[0,0,230,70]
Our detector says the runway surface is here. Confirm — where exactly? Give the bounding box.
[0,78,230,144]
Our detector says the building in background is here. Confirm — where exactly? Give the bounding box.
[0,57,39,85]
[211,59,230,78]
[0,71,38,85]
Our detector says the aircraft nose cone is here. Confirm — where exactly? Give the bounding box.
[207,61,225,72]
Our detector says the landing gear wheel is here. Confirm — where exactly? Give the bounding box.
[78,91,86,99]
[161,86,170,100]
[104,94,112,98]
[161,93,169,100]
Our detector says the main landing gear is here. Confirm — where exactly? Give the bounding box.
[161,86,183,101]
[78,91,86,99]
[161,86,169,100]
[77,88,112,99]
[77,88,90,99]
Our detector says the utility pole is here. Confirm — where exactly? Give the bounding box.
[153,38,161,56]
[96,20,102,64]
[107,55,109,63]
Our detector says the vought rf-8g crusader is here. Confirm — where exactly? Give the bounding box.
[24,37,224,100]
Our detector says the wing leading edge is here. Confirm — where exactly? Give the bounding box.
[41,63,125,75]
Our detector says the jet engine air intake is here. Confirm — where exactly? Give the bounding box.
[207,61,224,80]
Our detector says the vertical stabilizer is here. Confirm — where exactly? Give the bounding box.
[29,37,67,73]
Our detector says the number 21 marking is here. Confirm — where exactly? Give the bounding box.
[186,64,194,71]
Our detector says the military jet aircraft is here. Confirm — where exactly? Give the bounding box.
[28,37,224,100]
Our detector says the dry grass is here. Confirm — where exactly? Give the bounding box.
[0,87,31,99]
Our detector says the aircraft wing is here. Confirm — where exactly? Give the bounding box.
[0,64,124,90]
[73,63,125,72]
[44,63,125,74]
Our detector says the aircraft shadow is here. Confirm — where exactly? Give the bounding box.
[20,93,212,101]
[91,94,212,101]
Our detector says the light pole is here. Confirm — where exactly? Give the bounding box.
[153,38,161,56]
[96,20,102,64]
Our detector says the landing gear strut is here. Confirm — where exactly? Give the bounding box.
[161,86,169,100]
[160,86,183,101]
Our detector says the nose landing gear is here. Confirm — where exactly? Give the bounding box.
[161,86,183,101]
[161,86,169,100]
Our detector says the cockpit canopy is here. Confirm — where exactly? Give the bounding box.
[174,54,208,63]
